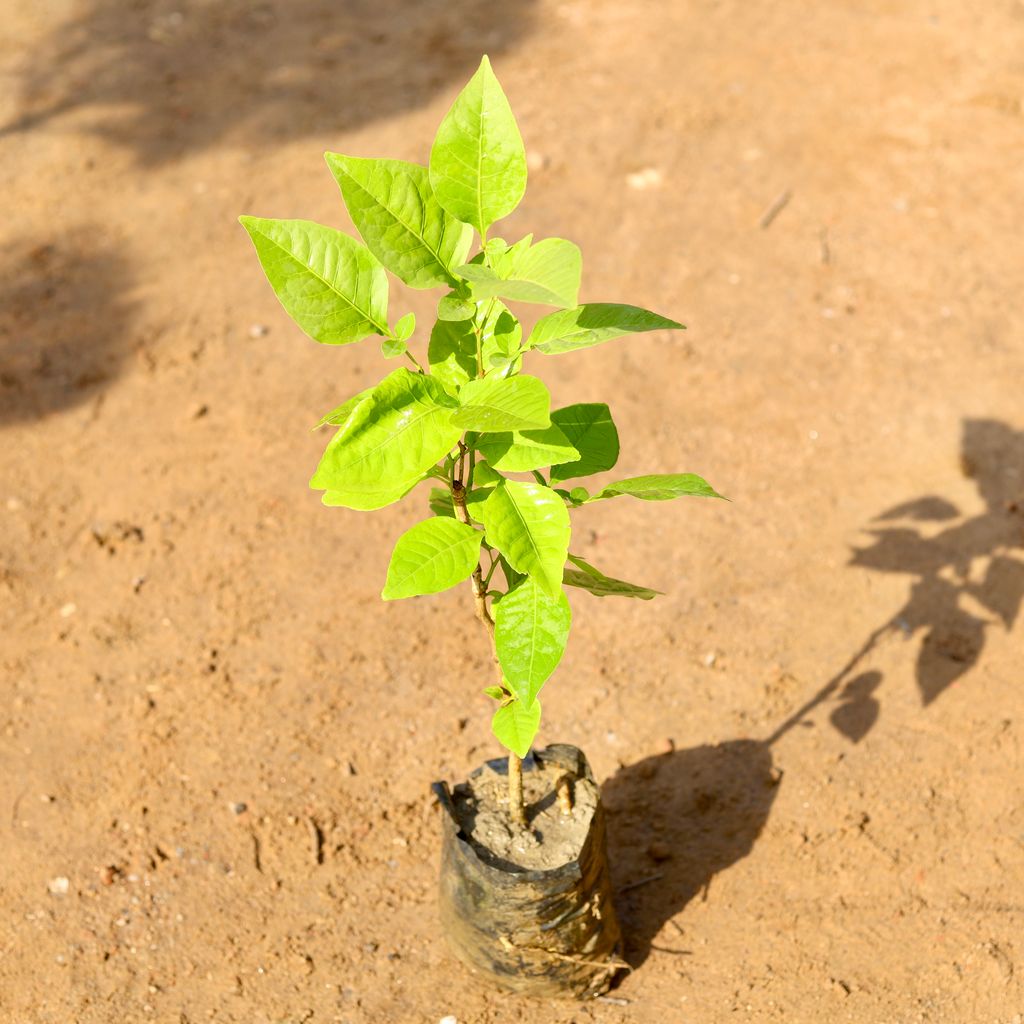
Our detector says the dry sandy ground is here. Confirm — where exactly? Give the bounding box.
[2,1,1023,1021]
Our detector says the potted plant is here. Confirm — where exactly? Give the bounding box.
[240,56,721,998]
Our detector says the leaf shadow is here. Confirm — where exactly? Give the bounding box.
[2,0,539,167]
[0,233,137,427]
[768,417,1024,745]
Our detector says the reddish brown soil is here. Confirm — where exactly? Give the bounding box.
[2,1,1023,1021]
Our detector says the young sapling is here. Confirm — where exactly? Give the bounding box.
[240,56,722,826]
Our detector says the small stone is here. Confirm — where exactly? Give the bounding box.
[657,737,676,755]
[647,842,672,862]
[526,151,549,172]
[40,794,55,803]
[229,802,248,816]
[702,650,717,668]
[190,403,209,420]
[47,876,70,895]
[99,865,117,885]
[626,167,663,190]
[59,603,77,618]
[249,324,269,338]
[439,1017,458,1024]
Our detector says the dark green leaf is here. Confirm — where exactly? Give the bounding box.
[549,403,619,482]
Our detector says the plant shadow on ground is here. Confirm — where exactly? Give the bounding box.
[0,234,136,426]
[603,740,778,968]
[1,0,538,166]
[604,418,1024,967]
[767,417,1024,745]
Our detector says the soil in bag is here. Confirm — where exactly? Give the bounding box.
[435,744,625,998]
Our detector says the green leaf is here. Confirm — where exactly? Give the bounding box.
[313,387,375,430]
[549,403,619,482]
[529,303,684,354]
[563,555,661,600]
[428,55,527,236]
[591,473,724,502]
[477,423,580,472]
[452,375,551,432]
[479,480,570,598]
[494,578,571,706]
[239,216,388,344]
[381,338,408,359]
[311,369,461,508]
[456,238,581,309]
[427,303,521,394]
[483,685,506,701]
[324,155,472,289]
[472,461,504,487]
[323,478,423,511]
[382,518,482,600]
[392,312,416,342]
[437,293,475,321]
[491,697,541,758]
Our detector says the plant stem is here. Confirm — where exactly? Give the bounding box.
[451,480,527,826]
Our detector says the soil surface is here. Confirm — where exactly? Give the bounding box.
[2,1,1024,1022]
[452,758,598,871]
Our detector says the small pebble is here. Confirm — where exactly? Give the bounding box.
[526,151,549,172]
[626,167,663,190]
[702,650,717,667]
[59,603,77,618]
[190,403,209,420]
[647,842,672,862]
[440,1017,458,1024]
[657,737,676,755]
[47,876,70,896]
[229,802,247,816]
[248,324,269,338]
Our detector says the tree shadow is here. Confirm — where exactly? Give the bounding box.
[767,418,1024,745]
[603,740,779,968]
[0,233,136,426]
[2,0,538,166]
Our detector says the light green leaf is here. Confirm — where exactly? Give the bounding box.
[313,387,375,430]
[382,518,482,600]
[472,461,504,487]
[549,403,620,482]
[437,293,475,322]
[427,303,521,394]
[494,578,571,706]
[239,216,388,344]
[381,338,407,359]
[491,697,542,758]
[477,423,580,472]
[456,237,581,309]
[563,554,661,600]
[591,474,724,502]
[452,375,551,432]
[392,312,416,342]
[311,369,460,508]
[479,480,570,598]
[483,685,506,701]
[323,477,423,512]
[324,155,472,288]
[428,55,527,236]
[529,303,684,354]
